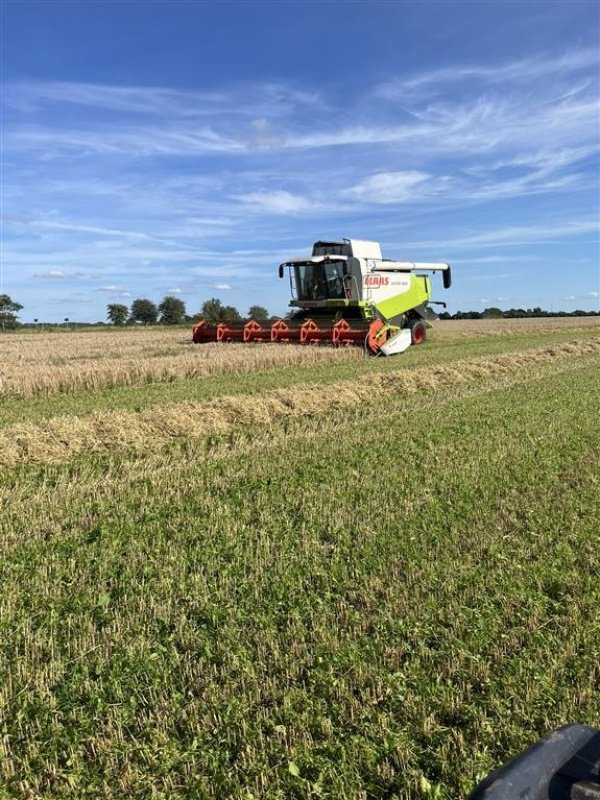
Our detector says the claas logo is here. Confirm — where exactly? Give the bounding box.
[363,275,389,287]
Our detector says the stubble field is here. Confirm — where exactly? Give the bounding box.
[1,317,599,799]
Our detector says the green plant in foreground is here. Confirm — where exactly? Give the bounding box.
[0,352,598,798]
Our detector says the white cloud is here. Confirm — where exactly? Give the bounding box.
[10,124,246,157]
[232,190,314,214]
[457,255,541,265]
[397,219,600,250]
[468,273,513,281]
[98,285,132,297]
[562,292,599,301]
[168,287,183,294]
[33,269,88,279]
[6,80,319,118]
[5,48,597,171]
[15,217,193,250]
[4,50,597,221]
[32,219,152,239]
[377,48,599,99]
[343,171,432,203]
[3,47,598,322]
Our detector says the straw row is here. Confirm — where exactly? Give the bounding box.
[2,337,598,467]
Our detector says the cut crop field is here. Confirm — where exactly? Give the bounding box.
[1,319,599,799]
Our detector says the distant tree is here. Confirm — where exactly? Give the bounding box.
[482,307,503,318]
[0,294,23,330]
[158,295,186,325]
[199,297,242,323]
[505,308,527,318]
[427,305,598,321]
[199,298,225,323]
[130,298,158,325]
[107,303,129,326]
[248,305,270,323]
[222,305,243,322]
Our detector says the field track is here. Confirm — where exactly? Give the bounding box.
[1,319,599,800]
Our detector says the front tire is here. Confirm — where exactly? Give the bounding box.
[364,332,383,356]
[410,319,427,345]
[364,319,387,356]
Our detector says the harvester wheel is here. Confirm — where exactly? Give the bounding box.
[410,320,427,345]
[364,332,383,356]
[364,319,387,357]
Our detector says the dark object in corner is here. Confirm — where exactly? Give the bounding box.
[470,725,600,800]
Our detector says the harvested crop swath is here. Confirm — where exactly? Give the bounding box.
[0,342,360,397]
[2,337,598,467]
[2,318,598,396]
[434,316,600,338]
[0,328,186,364]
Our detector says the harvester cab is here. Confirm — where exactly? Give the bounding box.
[192,238,451,356]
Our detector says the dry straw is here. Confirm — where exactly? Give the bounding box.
[2,337,598,468]
[2,317,598,397]
[0,334,360,397]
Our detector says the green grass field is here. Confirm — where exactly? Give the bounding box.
[1,323,599,799]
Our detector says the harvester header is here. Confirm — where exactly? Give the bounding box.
[193,238,452,356]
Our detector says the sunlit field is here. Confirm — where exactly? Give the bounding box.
[1,318,599,799]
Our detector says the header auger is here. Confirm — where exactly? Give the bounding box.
[192,239,452,356]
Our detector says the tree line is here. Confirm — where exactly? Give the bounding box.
[0,293,271,329]
[1,292,597,330]
[107,296,271,326]
[438,306,600,320]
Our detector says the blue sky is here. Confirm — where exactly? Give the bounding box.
[2,0,599,322]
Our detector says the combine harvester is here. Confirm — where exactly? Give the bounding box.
[192,239,452,356]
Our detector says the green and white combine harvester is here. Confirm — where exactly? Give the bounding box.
[192,239,452,355]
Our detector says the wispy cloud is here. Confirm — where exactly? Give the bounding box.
[7,51,597,165]
[231,190,315,214]
[3,44,598,319]
[377,48,599,99]
[6,80,320,118]
[33,269,88,279]
[342,171,433,203]
[98,285,132,297]
[456,256,541,264]
[396,219,600,250]
[467,273,513,281]
[563,291,599,300]
[4,43,597,230]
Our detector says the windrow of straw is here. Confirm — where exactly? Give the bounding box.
[433,316,600,338]
[0,327,187,365]
[2,337,598,468]
[2,317,598,396]
[0,342,361,397]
